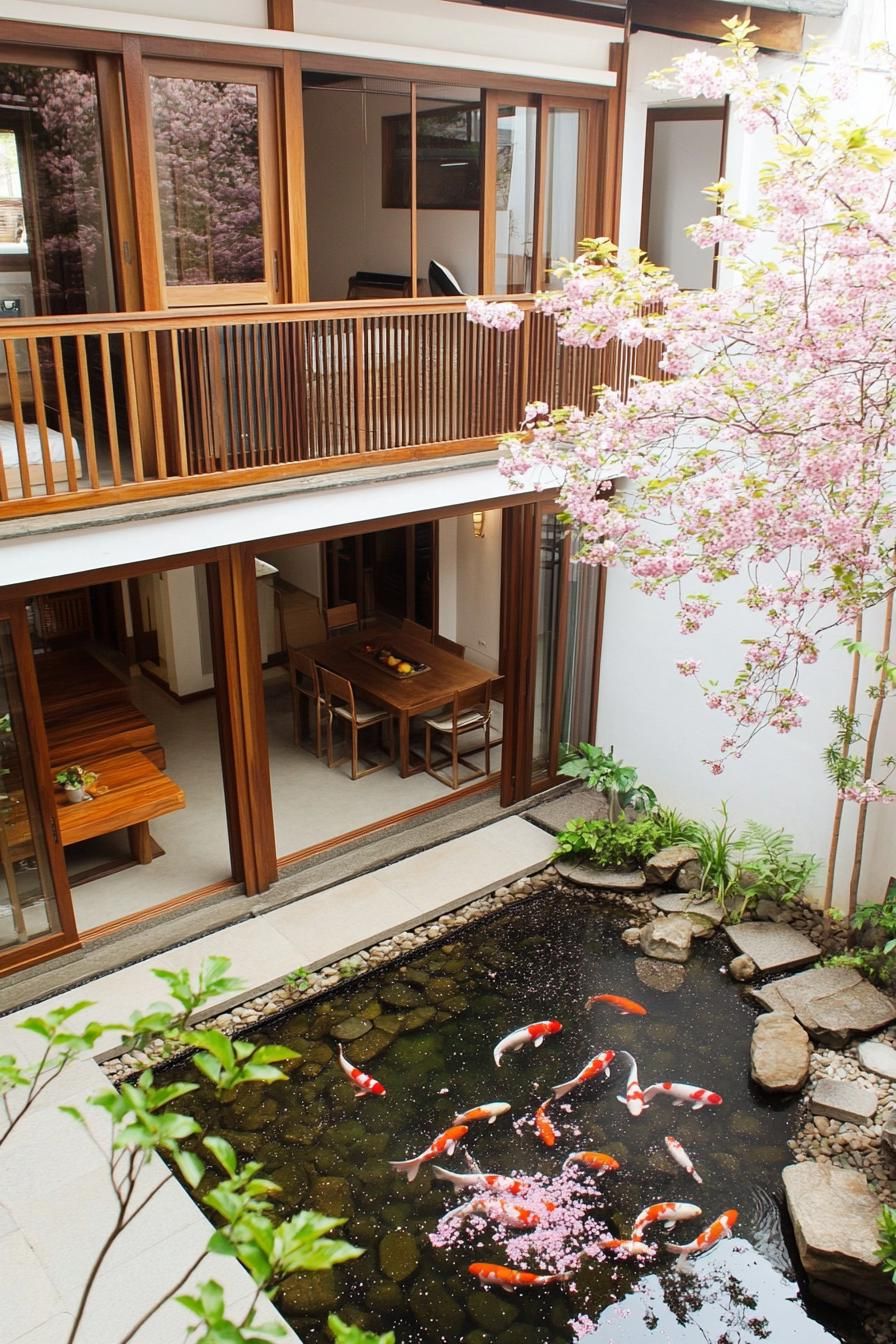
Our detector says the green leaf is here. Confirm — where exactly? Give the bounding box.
[174,1149,206,1188]
[328,1315,396,1344]
[204,1136,238,1176]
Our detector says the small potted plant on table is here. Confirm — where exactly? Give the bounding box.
[54,764,98,804]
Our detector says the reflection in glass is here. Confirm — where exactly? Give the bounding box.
[544,107,586,288]
[493,104,537,295]
[416,86,481,295]
[150,76,263,287]
[532,512,564,774]
[0,622,59,949]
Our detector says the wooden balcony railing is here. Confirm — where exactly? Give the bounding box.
[0,297,663,517]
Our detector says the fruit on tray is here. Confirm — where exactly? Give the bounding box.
[397,661,413,674]
[386,655,400,667]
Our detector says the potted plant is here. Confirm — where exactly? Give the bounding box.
[54,764,98,804]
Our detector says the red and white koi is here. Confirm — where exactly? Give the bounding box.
[534,1101,558,1147]
[632,1201,702,1240]
[468,1262,571,1292]
[643,1082,723,1110]
[430,1164,526,1197]
[665,1209,738,1271]
[586,993,647,1016]
[550,1049,615,1102]
[445,1196,541,1229]
[594,1237,654,1259]
[453,1102,511,1126]
[493,1020,562,1067]
[665,1135,703,1183]
[337,1045,386,1098]
[389,1125,468,1182]
[615,1050,647,1117]
[562,1151,620,1174]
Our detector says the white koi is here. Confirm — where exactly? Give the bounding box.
[642,1082,723,1111]
[665,1135,703,1183]
[493,1020,562,1067]
[453,1102,511,1126]
[615,1050,647,1117]
[632,1201,702,1240]
[665,1209,738,1272]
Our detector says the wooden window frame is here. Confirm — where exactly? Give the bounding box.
[640,104,728,288]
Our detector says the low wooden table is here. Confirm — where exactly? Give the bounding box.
[46,704,166,772]
[54,751,185,865]
[304,626,490,777]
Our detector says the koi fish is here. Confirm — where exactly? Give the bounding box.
[665,1209,738,1271]
[468,1263,572,1293]
[430,1164,526,1197]
[632,1201,702,1240]
[493,1020,562,1067]
[551,1049,615,1102]
[446,1196,541,1229]
[594,1238,654,1258]
[642,1082,723,1110]
[586,993,647,1016]
[454,1102,511,1126]
[562,1152,620,1174]
[337,1045,386,1098]
[534,1101,557,1147]
[389,1125,468,1182]
[615,1050,647,1117]
[665,1135,703,1183]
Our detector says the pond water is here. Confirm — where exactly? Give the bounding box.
[163,892,868,1343]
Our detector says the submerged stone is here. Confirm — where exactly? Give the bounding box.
[379,1228,420,1282]
[332,1016,374,1041]
[310,1176,353,1218]
[426,976,459,1003]
[343,1027,394,1063]
[634,957,686,991]
[410,1275,467,1334]
[467,1288,519,1332]
[279,1268,340,1313]
[380,983,425,1008]
[366,1280,406,1314]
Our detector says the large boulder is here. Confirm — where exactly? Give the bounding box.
[676,859,704,892]
[782,1162,896,1304]
[750,1012,811,1092]
[639,914,693,963]
[643,844,700,884]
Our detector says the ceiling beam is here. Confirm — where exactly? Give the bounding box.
[629,1,805,53]
[458,1,627,26]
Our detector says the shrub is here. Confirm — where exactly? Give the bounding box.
[554,817,666,868]
[558,743,657,821]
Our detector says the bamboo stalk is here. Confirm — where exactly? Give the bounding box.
[847,590,895,919]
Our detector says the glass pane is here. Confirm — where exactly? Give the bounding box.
[531,513,564,774]
[416,85,481,296]
[493,104,537,295]
[0,63,114,314]
[561,555,600,745]
[150,75,263,287]
[0,620,60,949]
[413,522,434,625]
[544,107,586,288]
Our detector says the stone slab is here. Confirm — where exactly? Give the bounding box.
[749,964,861,1017]
[748,965,896,1047]
[652,891,724,924]
[750,1012,810,1093]
[555,858,646,890]
[857,1039,896,1080]
[724,921,820,973]
[643,844,699,884]
[809,1078,878,1124]
[640,914,693,963]
[782,1162,896,1304]
[525,788,607,834]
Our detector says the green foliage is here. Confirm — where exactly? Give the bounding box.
[736,821,817,906]
[834,885,896,984]
[823,705,865,791]
[876,1205,896,1285]
[284,966,311,991]
[825,947,896,985]
[693,803,742,915]
[650,806,703,849]
[338,958,362,980]
[54,764,98,790]
[178,1279,287,1341]
[554,816,666,867]
[183,1029,299,1097]
[558,742,657,820]
[328,1317,396,1344]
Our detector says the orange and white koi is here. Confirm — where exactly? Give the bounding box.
[551,1049,615,1102]
[337,1045,386,1098]
[594,1237,653,1259]
[632,1201,702,1240]
[562,1151,620,1174]
[493,1020,562,1067]
[431,1165,526,1195]
[534,1101,557,1147]
[586,993,647,1016]
[447,1196,541,1229]
[665,1209,738,1271]
[468,1262,572,1292]
[454,1102,511,1126]
[615,1050,646,1117]
[389,1125,468,1182]
[643,1082,723,1110]
[665,1135,703,1183]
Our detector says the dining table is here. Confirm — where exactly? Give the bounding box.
[303,625,491,778]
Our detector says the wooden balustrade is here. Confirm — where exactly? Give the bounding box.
[0,297,665,517]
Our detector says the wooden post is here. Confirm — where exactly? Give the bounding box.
[208,549,278,896]
[267,0,294,30]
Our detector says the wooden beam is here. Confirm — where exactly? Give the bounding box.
[120,35,164,311]
[280,51,309,302]
[630,1,805,54]
[605,39,628,243]
[473,0,627,24]
[267,0,294,29]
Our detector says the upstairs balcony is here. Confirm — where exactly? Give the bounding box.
[0,296,662,518]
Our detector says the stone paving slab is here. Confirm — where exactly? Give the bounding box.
[724,920,820,972]
[809,1078,878,1124]
[652,891,724,925]
[749,964,896,1046]
[525,788,607,834]
[857,1039,896,1080]
[555,857,647,889]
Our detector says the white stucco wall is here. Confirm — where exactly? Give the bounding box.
[645,116,723,288]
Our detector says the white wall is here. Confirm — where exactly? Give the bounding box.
[8,0,268,22]
[646,117,723,288]
[453,508,502,672]
[262,543,322,598]
[438,515,458,640]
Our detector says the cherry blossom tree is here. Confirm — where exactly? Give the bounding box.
[469,19,896,917]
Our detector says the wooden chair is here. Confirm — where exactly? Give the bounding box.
[423,681,492,789]
[434,633,464,658]
[324,602,360,635]
[401,618,433,643]
[319,667,396,779]
[288,648,326,756]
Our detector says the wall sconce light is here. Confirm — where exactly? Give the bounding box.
[472,510,485,539]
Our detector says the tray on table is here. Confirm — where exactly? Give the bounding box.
[350,642,430,680]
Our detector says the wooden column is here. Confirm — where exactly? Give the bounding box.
[499,502,538,806]
[268,0,294,29]
[281,51,310,303]
[208,548,278,896]
[606,39,628,243]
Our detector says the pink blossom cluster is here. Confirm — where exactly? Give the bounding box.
[465,297,525,331]
[838,780,896,805]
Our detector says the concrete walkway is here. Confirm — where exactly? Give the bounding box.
[0,817,555,1344]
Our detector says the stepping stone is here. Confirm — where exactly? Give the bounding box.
[782,1162,896,1304]
[857,1039,896,1081]
[526,790,607,834]
[749,964,860,1016]
[725,921,820,972]
[809,1078,878,1124]
[652,890,723,938]
[750,1012,811,1093]
[555,858,646,890]
[634,957,686,992]
[750,965,896,1047]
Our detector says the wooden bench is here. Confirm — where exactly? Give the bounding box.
[46,703,166,772]
[36,650,131,721]
[54,750,185,865]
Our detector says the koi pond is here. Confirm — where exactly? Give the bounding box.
[163,891,867,1343]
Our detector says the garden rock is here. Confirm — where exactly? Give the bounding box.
[755,898,792,923]
[652,890,723,924]
[882,1112,896,1162]
[555,858,647,890]
[621,926,642,947]
[750,1012,811,1092]
[857,1039,896,1080]
[634,957,686,991]
[729,953,757,982]
[675,859,704,892]
[809,1078,878,1125]
[782,1162,896,1304]
[752,966,896,1047]
[725,921,820,973]
[643,844,699,884]
[332,1016,373,1041]
[379,1228,420,1282]
[639,914,693,963]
